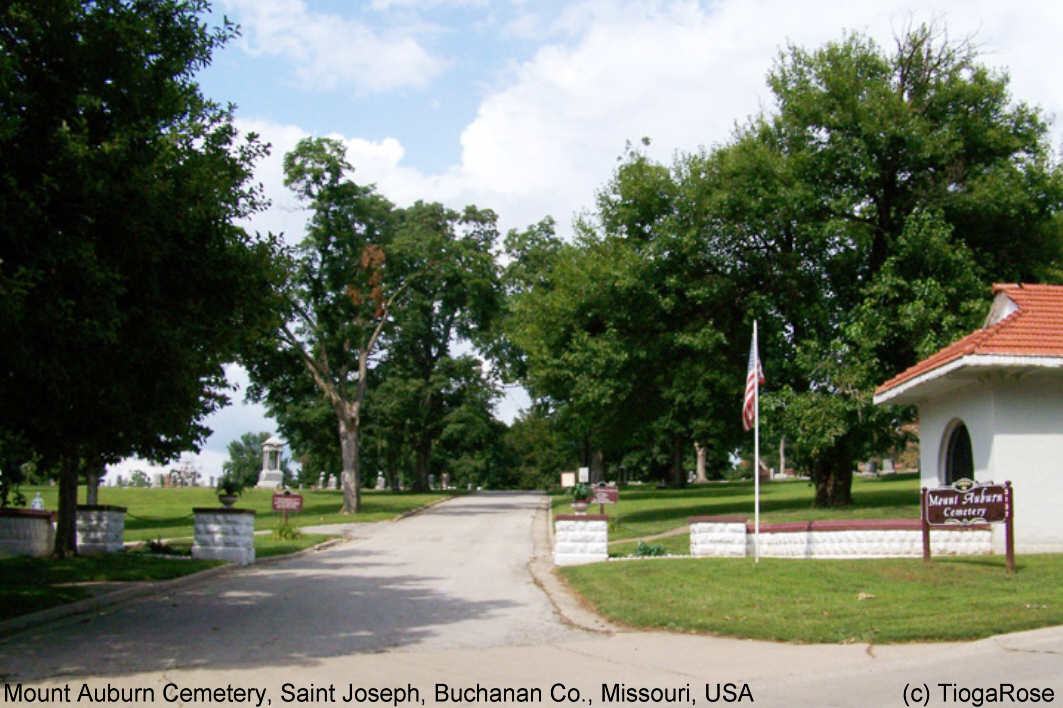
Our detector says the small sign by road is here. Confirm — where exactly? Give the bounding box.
[272,493,303,513]
[921,479,1013,572]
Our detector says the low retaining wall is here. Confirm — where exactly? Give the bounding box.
[554,514,608,566]
[690,517,991,559]
[192,508,255,565]
[0,508,55,557]
[76,505,126,554]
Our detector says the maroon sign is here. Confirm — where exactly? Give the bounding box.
[589,486,619,505]
[923,481,1009,525]
[272,493,303,513]
[921,480,1014,573]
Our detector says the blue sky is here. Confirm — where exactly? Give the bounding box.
[108,0,1063,483]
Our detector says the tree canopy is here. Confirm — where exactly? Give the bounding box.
[0,0,281,553]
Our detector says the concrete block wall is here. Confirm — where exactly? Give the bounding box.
[692,518,992,559]
[554,514,608,565]
[192,507,256,565]
[0,508,55,557]
[690,516,747,557]
[76,505,126,554]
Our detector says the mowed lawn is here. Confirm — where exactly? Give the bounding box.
[552,474,1063,642]
[560,554,1063,643]
[553,473,923,545]
[19,485,453,542]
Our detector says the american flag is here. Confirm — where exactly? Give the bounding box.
[742,324,765,432]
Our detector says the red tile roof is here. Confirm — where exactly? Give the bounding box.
[875,283,1063,396]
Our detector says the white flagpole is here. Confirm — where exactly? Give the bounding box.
[754,320,760,564]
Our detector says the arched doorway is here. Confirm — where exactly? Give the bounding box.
[943,421,973,485]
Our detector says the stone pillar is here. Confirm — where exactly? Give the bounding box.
[689,516,748,557]
[553,514,608,565]
[192,507,256,565]
[0,508,55,557]
[76,505,126,554]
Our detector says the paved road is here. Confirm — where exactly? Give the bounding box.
[1,492,1061,707]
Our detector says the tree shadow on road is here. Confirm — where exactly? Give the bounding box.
[0,544,525,681]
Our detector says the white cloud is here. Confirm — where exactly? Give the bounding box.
[220,0,446,92]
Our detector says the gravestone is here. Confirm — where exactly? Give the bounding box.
[442,473,450,489]
[882,458,895,474]
[375,473,387,490]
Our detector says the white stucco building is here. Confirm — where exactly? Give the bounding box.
[874,283,1063,553]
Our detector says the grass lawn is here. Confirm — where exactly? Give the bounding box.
[19,485,451,542]
[0,553,222,622]
[559,554,1063,643]
[554,474,922,543]
[1,532,338,623]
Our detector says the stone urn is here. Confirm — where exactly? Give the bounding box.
[218,494,238,508]
[570,500,590,513]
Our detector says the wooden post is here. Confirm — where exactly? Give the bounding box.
[1005,480,1015,573]
[921,487,931,564]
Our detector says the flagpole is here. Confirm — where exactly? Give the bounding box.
[753,320,760,564]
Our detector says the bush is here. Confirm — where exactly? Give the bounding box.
[635,541,666,557]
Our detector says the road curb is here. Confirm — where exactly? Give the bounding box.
[393,495,456,520]
[527,498,620,635]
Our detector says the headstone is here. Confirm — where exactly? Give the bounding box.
[442,473,450,489]
[578,467,590,483]
[152,473,163,488]
[318,474,325,489]
[882,458,895,474]
[428,474,436,490]
[209,476,215,488]
[30,493,44,510]
[375,473,387,490]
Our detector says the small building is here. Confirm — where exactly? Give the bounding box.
[873,283,1063,553]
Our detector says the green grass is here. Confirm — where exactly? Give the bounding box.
[555,474,921,542]
[0,533,339,623]
[560,554,1063,643]
[19,485,451,542]
[0,553,223,622]
[609,534,689,557]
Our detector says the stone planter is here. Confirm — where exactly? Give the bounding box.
[0,508,55,557]
[191,507,255,565]
[76,504,127,554]
[554,513,608,566]
[570,500,590,513]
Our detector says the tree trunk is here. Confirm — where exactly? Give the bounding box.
[590,449,604,483]
[670,436,684,487]
[339,419,361,513]
[412,436,431,492]
[54,456,79,558]
[812,456,853,507]
[86,465,100,506]
[779,436,786,478]
[694,442,708,483]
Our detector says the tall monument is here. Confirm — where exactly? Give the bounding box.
[257,436,285,488]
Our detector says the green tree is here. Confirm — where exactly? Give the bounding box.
[682,25,1063,505]
[245,137,403,514]
[0,0,281,554]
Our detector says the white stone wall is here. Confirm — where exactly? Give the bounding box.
[691,522,992,559]
[76,508,125,554]
[690,521,747,557]
[554,518,608,565]
[0,513,54,557]
[192,509,255,565]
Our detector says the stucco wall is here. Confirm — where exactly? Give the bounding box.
[918,373,1063,553]
[191,508,256,565]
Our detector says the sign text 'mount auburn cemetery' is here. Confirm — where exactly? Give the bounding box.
[925,483,1008,524]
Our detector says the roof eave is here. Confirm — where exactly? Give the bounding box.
[873,354,1063,406]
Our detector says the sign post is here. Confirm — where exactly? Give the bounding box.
[921,479,1014,572]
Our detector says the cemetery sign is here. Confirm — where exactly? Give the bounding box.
[921,479,1013,572]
